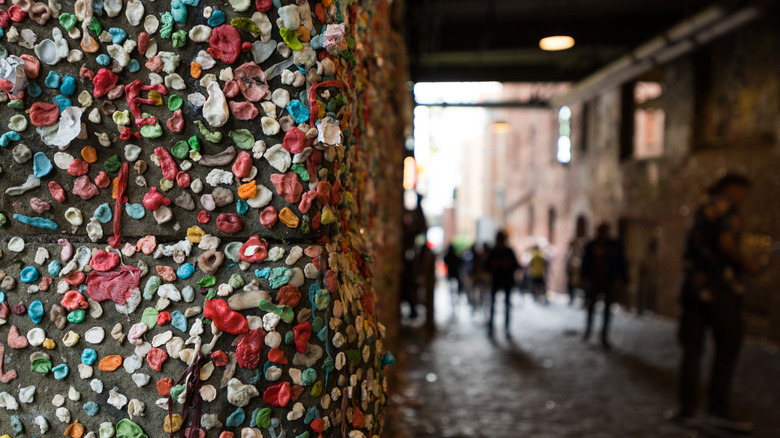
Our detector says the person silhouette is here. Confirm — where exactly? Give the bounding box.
[486,231,519,337]
[580,223,628,349]
[673,173,761,432]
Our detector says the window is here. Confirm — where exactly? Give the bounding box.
[620,80,665,161]
[557,106,571,164]
[633,82,665,159]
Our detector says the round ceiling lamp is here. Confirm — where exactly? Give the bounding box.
[539,35,575,51]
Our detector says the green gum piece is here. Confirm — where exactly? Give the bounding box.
[116,419,148,438]
[291,163,310,182]
[171,141,190,159]
[257,299,294,323]
[87,17,102,35]
[205,288,217,300]
[159,178,174,191]
[228,274,245,289]
[167,94,183,111]
[144,276,161,300]
[231,17,262,33]
[159,12,174,39]
[0,214,7,227]
[141,307,158,329]
[7,99,23,110]
[295,433,310,438]
[104,155,122,173]
[224,241,242,262]
[169,384,185,401]
[197,276,216,287]
[229,129,255,149]
[59,13,77,30]
[171,30,187,48]
[187,135,200,151]
[284,331,294,344]
[279,27,303,51]
[310,381,323,398]
[67,309,86,323]
[30,357,52,373]
[139,114,163,138]
[255,408,271,429]
[194,121,223,143]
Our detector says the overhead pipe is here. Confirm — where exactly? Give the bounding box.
[552,4,763,107]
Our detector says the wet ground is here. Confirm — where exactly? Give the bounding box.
[384,282,780,438]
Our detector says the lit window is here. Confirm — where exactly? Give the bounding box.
[557,106,571,164]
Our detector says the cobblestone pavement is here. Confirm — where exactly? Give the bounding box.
[384,282,780,438]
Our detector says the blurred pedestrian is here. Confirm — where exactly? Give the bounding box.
[443,244,462,305]
[581,223,628,349]
[486,231,520,337]
[565,238,586,305]
[673,173,761,432]
[529,245,549,304]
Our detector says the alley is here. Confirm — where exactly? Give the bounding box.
[385,283,780,438]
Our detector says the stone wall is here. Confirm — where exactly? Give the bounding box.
[0,0,406,437]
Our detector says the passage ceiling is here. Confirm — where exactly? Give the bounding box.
[406,0,716,83]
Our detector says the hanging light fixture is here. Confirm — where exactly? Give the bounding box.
[539,36,575,51]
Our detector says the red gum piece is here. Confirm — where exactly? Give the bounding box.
[208,25,241,64]
[29,102,59,126]
[270,172,303,203]
[0,10,10,28]
[49,181,66,202]
[267,347,287,364]
[156,378,173,396]
[228,101,258,121]
[137,32,150,56]
[89,249,119,271]
[60,290,88,311]
[203,299,249,335]
[233,62,268,102]
[259,206,277,228]
[157,311,172,326]
[231,151,252,178]
[8,6,26,22]
[315,181,330,205]
[235,328,265,369]
[222,80,239,98]
[154,147,178,181]
[298,190,317,214]
[216,213,243,234]
[92,69,118,98]
[64,271,86,286]
[255,0,272,12]
[238,236,268,263]
[166,109,184,133]
[175,171,190,189]
[262,382,291,407]
[197,211,210,224]
[146,347,168,372]
[125,80,167,127]
[282,127,306,154]
[95,171,111,189]
[67,159,89,177]
[210,350,229,367]
[293,322,312,354]
[142,187,171,211]
[276,285,301,308]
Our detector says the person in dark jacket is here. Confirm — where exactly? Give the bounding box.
[580,222,628,349]
[486,231,519,337]
[672,173,760,432]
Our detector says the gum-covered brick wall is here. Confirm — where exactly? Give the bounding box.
[0,0,407,436]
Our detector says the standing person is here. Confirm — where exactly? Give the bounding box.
[528,245,549,304]
[673,173,760,432]
[580,223,628,349]
[565,238,586,305]
[486,231,520,338]
[443,244,462,305]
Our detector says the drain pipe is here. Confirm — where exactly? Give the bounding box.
[552,4,763,107]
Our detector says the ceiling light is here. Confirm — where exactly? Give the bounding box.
[539,36,575,51]
[491,122,511,133]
